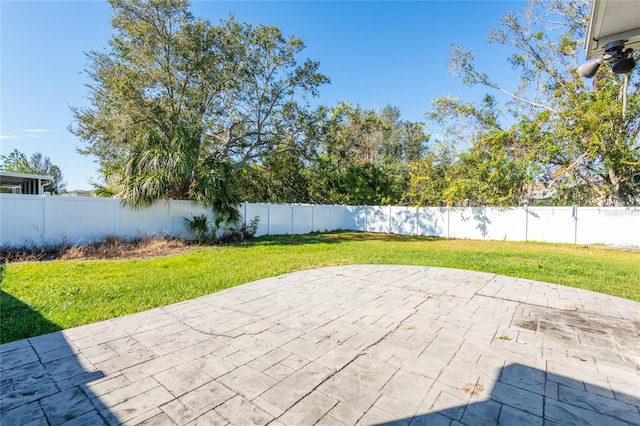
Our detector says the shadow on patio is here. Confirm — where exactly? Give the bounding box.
[376,363,640,426]
[0,290,111,425]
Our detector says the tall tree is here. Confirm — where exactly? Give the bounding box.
[71,0,328,220]
[379,105,429,166]
[432,0,640,205]
[304,103,427,205]
[406,144,454,206]
[319,102,388,170]
[0,149,66,194]
[237,149,310,203]
[409,93,531,206]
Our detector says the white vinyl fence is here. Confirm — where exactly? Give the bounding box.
[1,193,639,247]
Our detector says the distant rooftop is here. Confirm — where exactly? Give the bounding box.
[0,171,53,195]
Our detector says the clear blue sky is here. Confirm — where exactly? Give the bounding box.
[1,0,525,190]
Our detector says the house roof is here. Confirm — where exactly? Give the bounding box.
[0,171,54,181]
[585,0,640,59]
[0,171,53,188]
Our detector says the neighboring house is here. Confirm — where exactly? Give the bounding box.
[522,183,557,205]
[0,171,53,195]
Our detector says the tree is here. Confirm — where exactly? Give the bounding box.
[318,102,389,170]
[237,149,310,203]
[431,0,640,205]
[303,102,428,205]
[71,0,328,220]
[407,144,455,207]
[299,103,401,205]
[307,159,401,205]
[379,105,429,166]
[0,149,66,194]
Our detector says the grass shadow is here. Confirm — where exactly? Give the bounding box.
[1,264,63,344]
[0,290,64,344]
[1,265,113,424]
[249,230,445,247]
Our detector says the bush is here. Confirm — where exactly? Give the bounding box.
[217,216,260,244]
[183,214,210,244]
[240,216,261,239]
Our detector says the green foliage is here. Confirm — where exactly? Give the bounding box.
[0,149,67,194]
[71,0,327,214]
[407,149,452,207]
[435,0,640,206]
[412,92,532,206]
[68,0,640,207]
[183,214,210,245]
[240,216,261,240]
[307,159,403,205]
[234,101,427,206]
[450,131,531,206]
[300,102,427,205]
[237,150,311,203]
[218,215,261,244]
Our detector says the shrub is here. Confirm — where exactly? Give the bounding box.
[217,216,260,244]
[240,216,261,240]
[183,214,210,245]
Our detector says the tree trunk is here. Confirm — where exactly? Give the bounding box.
[608,168,623,206]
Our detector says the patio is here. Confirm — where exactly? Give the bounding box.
[1,265,639,425]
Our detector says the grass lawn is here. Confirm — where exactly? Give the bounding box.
[2,232,639,344]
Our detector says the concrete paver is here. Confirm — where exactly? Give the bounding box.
[1,265,639,425]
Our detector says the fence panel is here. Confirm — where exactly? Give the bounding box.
[171,200,210,239]
[447,207,488,240]
[484,207,528,242]
[118,202,171,238]
[416,207,448,238]
[243,203,270,236]
[1,194,45,246]
[365,206,390,233]
[310,205,331,232]
[47,196,116,244]
[1,194,639,247]
[292,205,313,235]
[576,207,640,246]
[268,204,293,235]
[342,206,367,231]
[527,207,576,244]
[390,206,415,235]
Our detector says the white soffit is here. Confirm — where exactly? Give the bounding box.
[585,0,640,59]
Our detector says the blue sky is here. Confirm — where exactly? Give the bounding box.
[1,1,525,190]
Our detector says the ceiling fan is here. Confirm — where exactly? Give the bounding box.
[578,40,636,78]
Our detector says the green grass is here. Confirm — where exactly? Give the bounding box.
[2,232,639,344]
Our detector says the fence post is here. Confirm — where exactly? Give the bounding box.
[329,205,333,231]
[364,205,368,232]
[42,192,51,245]
[113,197,120,237]
[572,205,578,244]
[447,206,451,239]
[483,205,487,240]
[524,204,529,242]
[244,201,248,227]
[311,205,315,233]
[267,203,271,235]
[168,199,173,236]
[291,204,294,235]
[388,205,392,234]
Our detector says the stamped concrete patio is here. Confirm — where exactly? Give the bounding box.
[1,265,639,425]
